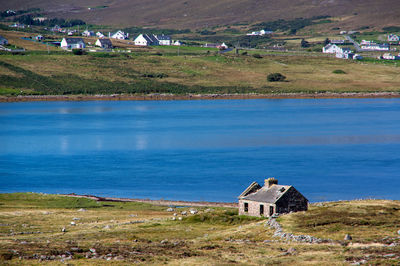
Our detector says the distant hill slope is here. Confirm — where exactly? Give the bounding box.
[1,0,400,30]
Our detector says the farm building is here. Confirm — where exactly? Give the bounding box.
[238,178,308,217]
[60,38,85,49]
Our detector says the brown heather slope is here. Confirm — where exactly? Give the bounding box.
[1,0,400,29]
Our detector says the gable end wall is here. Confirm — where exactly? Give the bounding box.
[275,187,308,214]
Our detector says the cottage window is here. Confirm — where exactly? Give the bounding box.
[260,204,264,215]
[244,202,248,212]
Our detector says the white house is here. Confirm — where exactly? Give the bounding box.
[388,34,399,42]
[381,53,400,60]
[0,35,8,45]
[218,42,228,50]
[247,29,273,36]
[173,40,182,46]
[110,30,129,40]
[61,38,85,49]
[361,43,390,51]
[157,34,171,45]
[82,30,95,37]
[335,47,353,58]
[360,40,373,45]
[330,40,345,44]
[95,38,113,49]
[96,32,105,38]
[323,44,343,53]
[134,34,159,46]
[35,35,44,41]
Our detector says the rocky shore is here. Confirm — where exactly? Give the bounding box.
[1,92,400,102]
[63,193,237,208]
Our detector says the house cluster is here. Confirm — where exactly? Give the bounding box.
[360,40,389,51]
[9,23,26,29]
[323,43,362,60]
[60,37,113,49]
[247,29,273,36]
[238,178,308,217]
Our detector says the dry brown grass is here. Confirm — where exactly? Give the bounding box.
[0,194,399,265]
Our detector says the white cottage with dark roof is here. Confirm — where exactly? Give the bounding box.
[134,34,160,46]
[61,38,85,49]
[238,178,308,217]
[95,38,113,49]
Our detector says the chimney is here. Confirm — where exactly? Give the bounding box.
[265,177,278,188]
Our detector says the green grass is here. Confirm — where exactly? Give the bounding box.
[1,50,400,97]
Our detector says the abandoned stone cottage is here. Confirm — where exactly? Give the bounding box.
[238,178,308,217]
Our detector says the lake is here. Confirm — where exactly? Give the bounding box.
[1,98,400,202]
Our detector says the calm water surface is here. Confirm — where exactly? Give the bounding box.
[1,99,400,202]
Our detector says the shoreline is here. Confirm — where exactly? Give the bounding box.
[63,193,238,208]
[1,92,400,102]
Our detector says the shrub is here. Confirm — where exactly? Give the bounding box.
[252,53,262,59]
[332,69,346,74]
[267,73,286,82]
[72,49,86,55]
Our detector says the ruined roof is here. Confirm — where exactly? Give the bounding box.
[238,181,262,198]
[239,183,292,204]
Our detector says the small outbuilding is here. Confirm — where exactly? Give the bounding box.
[238,178,308,217]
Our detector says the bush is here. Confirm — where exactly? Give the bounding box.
[252,53,262,59]
[332,69,346,74]
[72,49,86,55]
[267,73,286,82]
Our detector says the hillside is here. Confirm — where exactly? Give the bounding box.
[1,0,400,30]
[0,193,399,264]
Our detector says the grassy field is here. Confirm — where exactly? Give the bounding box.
[0,193,399,265]
[1,49,400,96]
[1,28,400,97]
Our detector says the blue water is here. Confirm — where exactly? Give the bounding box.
[1,99,400,202]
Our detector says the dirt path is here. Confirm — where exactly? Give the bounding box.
[62,193,238,208]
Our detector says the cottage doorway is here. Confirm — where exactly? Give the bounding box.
[269,206,274,216]
[259,205,264,216]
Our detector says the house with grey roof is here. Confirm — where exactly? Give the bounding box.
[95,38,113,49]
[134,34,159,46]
[157,34,171,45]
[60,38,85,50]
[238,178,308,217]
[0,35,8,45]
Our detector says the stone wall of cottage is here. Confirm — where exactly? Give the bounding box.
[275,187,308,214]
[238,200,276,217]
